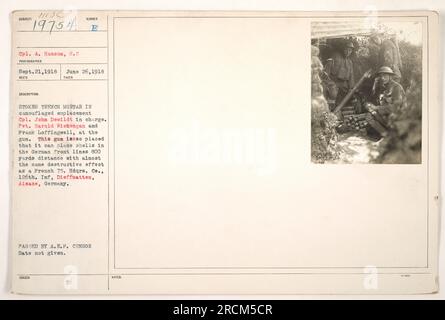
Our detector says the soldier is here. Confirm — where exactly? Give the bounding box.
[370,33,403,83]
[325,41,355,107]
[368,66,407,125]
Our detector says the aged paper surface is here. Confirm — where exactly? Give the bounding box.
[10,10,439,294]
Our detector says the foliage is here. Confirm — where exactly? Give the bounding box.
[311,96,341,163]
[374,39,422,164]
[311,45,341,163]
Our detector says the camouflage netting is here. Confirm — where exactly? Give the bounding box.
[311,45,340,163]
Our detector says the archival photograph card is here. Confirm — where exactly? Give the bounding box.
[10,10,440,294]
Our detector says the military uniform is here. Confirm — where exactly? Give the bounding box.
[379,39,402,82]
[325,49,355,107]
[373,79,407,123]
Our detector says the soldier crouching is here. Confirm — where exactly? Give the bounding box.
[365,67,407,136]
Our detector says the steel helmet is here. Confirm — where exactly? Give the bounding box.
[345,41,355,49]
[377,66,395,75]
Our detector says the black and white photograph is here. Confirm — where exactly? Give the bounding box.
[311,20,423,164]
